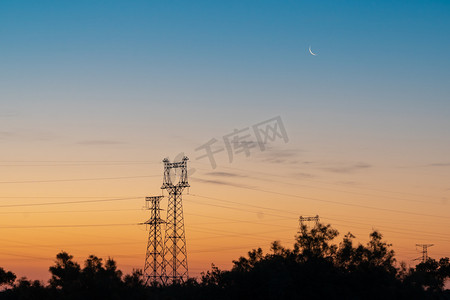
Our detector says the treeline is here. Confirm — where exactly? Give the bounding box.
[1,222,449,299]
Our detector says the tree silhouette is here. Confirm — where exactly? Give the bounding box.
[1,222,449,299]
[11,277,46,300]
[0,267,16,287]
[295,222,339,260]
[406,257,450,292]
[79,255,123,299]
[48,251,81,292]
[123,269,144,289]
[199,222,450,299]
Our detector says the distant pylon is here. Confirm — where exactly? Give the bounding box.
[299,215,320,227]
[143,196,165,285]
[162,156,190,284]
[415,244,434,263]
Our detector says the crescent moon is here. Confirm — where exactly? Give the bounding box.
[309,46,317,56]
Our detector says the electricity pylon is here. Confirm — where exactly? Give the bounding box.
[161,156,190,284]
[299,215,320,227]
[415,244,434,263]
[143,196,165,286]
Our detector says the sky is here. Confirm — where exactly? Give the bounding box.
[1,0,450,281]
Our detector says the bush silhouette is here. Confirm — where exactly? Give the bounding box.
[1,222,449,299]
[0,267,16,287]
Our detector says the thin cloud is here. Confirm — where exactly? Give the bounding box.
[191,177,253,189]
[259,148,303,164]
[0,131,13,139]
[428,163,450,167]
[78,140,125,146]
[205,172,245,178]
[293,172,315,179]
[335,181,359,186]
[0,112,18,118]
[0,130,59,141]
[322,162,372,174]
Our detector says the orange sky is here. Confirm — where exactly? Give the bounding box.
[1,148,449,282]
[2,0,450,283]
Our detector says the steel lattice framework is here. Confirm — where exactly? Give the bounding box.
[161,156,190,284]
[299,215,320,226]
[143,196,165,286]
[415,243,434,263]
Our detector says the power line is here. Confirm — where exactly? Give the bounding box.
[0,250,51,260]
[0,197,142,208]
[191,182,450,220]
[4,193,446,241]
[188,218,294,228]
[322,220,450,243]
[185,197,295,219]
[0,160,160,163]
[322,217,450,240]
[0,196,144,198]
[0,162,160,167]
[185,212,293,224]
[189,193,299,216]
[185,199,449,241]
[194,162,445,202]
[0,208,143,214]
[203,172,443,206]
[0,223,140,229]
[0,175,159,184]
[186,194,450,242]
[0,173,447,260]
[4,193,446,242]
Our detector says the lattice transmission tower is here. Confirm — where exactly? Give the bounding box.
[143,196,165,286]
[415,244,434,263]
[299,215,320,227]
[161,156,190,284]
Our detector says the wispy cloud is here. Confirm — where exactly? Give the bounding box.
[293,172,315,178]
[428,163,450,167]
[0,130,59,142]
[77,140,125,146]
[191,177,253,189]
[0,131,14,139]
[0,112,18,118]
[205,171,246,178]
[259,148,303,164]
[335,181,359,186]
[322,162,372,174]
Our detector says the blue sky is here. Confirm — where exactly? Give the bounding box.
[1,0,450,165]
[1,0,450,280]
[2,0,449,110]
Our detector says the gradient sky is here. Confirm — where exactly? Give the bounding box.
[1,0,450,281]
